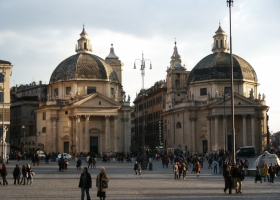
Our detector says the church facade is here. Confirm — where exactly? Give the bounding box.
[36,26,131,155]
[162,25,269,154]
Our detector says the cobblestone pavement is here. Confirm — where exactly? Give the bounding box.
[0,157,279,200]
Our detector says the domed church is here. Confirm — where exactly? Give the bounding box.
[162,24,269,154]
[36,26,131,155]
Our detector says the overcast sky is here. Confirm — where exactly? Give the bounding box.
[1,0,279,132]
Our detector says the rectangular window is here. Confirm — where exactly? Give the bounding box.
[224,87,231,96]
[111,88,114,95]
[0,92,3,102]
[0,73,4,82]
[87,86,96,94]
[42,112,46,120]
[29,110,34,119]
[54,88,58,96]
[29,125,34,135]
[200,88,207,96]
[65,87,71,95]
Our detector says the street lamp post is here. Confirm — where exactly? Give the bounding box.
[22,125,25,152]
[134,53,152,169]
[1,70,5,163]
[227,0,236,165]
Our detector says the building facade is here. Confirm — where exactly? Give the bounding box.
[162,25,269,154]
[35,26,131,155]
[0,60,12,158]
[10,81,47,152]
[133,80,167,151]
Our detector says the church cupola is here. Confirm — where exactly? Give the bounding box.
[212,23,229,53]
[105,44,119,60]
[75,25,92,53]
[170,41,184,69]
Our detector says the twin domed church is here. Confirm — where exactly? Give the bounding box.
[36,26,131,155]
[35,24,268,155]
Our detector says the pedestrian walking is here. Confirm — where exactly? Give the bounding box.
[6,154,9,164]
[268,163,275,183]
[263,164,270,182]
[88,157,93,168]
[96,167,109,200]
[232,163,244,194]
[78,167,92,200]
[26,163,35,185]
[173,162,179,179]
[182,162,188,179]
[13,164,21,185]
[77,158,82,170]
[213,160,218,174]
[134,161,139,175]
[223,165,232,194]
[255,166,262,183]
[1,164,8,185]
[196,161,201,177]
[19,165,27,185]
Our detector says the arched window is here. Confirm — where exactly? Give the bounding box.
[176,122,181,129]
[220,39,223,47]
[84,42,87,49]
[216,40,218,48]
[42,127,46,133]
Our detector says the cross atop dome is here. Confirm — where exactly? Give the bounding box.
[212,23,229,53]
[76,25,92,53]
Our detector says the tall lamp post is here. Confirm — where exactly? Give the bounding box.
[227,0,236,165]
[1,70,5,163]
[134,53,152,169]
[22,125,25,152]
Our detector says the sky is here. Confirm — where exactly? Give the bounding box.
[0,0,279,132]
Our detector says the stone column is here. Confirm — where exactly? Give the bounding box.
[114,116,118,153]
[242,115,247,146]
[76,116,80,153]
[85,116,90,153]
[251,115,255,147]
[73,117,77,154]
[69,117,73,154]
[189,117,197,152]
[51,116,59,153]
[258,115,264,148]
[214,115,219,151]
[223,115,227,151]
[105,116,110,153]
[207,116,211,152]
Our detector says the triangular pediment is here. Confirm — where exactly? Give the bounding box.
[213,93,257,106]
[73,92,120,108]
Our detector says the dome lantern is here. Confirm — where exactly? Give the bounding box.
[212,23,229,53]
[75,25,92,54]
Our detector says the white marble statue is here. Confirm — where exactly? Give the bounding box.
[254,151,280,168]
[128,95,130,102]
[2,126,8,143]
[262,93,266,101]
[258,93,261,100]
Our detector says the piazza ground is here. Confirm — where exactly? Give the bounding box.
[0,157,279,200]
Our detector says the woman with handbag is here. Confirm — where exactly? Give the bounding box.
[96,167,109,200]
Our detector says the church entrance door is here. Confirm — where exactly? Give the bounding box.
[90,137,98,154]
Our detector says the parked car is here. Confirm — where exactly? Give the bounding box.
[58,153,72,160]
[236,146,256,157]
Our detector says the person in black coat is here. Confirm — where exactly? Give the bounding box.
[78,167,92,200]
[13,164,21,185]
[224,165,232,194]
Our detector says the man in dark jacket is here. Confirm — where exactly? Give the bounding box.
[232,163,244,194]
[268,163,275,183]
[13,164,21,185]
[79,167,92,200]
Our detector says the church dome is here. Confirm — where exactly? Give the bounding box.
[49,53,119,84]
[188,52,257,85]
[49,26,119,84]
[188,25,257,85]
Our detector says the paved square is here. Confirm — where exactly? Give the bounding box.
[0,158,279,199]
